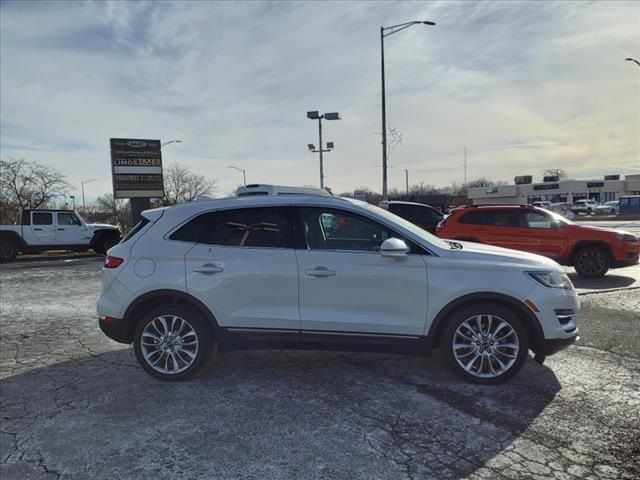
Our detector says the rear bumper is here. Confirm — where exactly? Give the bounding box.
[536,335,577,356]
[98,316,132,344]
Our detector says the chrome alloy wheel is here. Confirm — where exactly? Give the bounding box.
[140,315,199,375]
[452,314,520,379]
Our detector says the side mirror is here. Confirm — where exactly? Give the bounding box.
[380,238,409,258]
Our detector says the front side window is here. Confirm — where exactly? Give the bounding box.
[300,208,394,252]
[57,212,81,226]
[523,211,553,229]
[171,207,290,248]
[32,212,52,225]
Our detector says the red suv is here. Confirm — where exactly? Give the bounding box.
[436,205,639,277]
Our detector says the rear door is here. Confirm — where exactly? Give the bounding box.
[29,212,56,244]
[481,209,524,250]
[183,207,300,334]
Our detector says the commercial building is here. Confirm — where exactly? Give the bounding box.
[468,174,640,205]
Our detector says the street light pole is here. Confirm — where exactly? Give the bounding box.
[380,20,435,200]
[307,111,340,189]
[404,168,409,196]
[229,166,247,186]
[625,57,640,67]
[161,139,182,147]
[81,179,97,216]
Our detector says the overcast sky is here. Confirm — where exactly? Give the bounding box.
[1,0,639,199]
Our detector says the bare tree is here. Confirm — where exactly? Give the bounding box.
[542,168,568,181]
[162,162,217,204]
[87,193,133,231]
[0,157,73,223]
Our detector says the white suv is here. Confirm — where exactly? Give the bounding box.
[97,194,579,384]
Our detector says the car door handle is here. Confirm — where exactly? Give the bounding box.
[33,228,42,231]
[57,228,65,231]
[193,264,224,275]
[305,267,336,277]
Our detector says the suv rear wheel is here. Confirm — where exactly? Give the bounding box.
[573,246,610,277]
[441,303,529,384]
[133,305,212,381]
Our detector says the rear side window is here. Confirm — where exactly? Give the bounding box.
[171,207,291,248]
[458,211,487,225]
[486,210,519,227]
[32,212,52,225]
[458,210,519,227]
[390,204,441,223]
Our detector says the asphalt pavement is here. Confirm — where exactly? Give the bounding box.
[0,256,639,480]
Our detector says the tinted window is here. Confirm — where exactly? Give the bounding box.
[458,210,519,226]
[32,212,52,225]
[300,208,398,252]
[485,210,519,227]
[57,212,81,226]
[390,204,442,223]
[172,208,290,248]
[122,218,150,243]
[523,211,553,229]
[458,211,488,225]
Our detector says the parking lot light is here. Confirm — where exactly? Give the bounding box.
[307,110,341,189]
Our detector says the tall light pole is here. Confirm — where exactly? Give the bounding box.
[81,179,97,216]
[307,110,340,189]
[229,166,247,186]
[69,195,75,210]
[626,57,640,67]
[404,168,410,196]
[381,20,435,200]
[161,139,182,147]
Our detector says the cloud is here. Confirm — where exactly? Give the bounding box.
[1,0,638,199]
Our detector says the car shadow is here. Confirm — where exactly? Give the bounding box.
[0,348,561,479]
[568,272,636,290]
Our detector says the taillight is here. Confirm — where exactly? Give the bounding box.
[104,255,124,269]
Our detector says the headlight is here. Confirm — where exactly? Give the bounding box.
[526,271,573,289]
[616,232,638,243]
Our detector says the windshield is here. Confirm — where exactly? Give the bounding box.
[548,209,574,225]
[360,202,451,250]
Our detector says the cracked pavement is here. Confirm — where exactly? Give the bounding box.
[1,258,639,479]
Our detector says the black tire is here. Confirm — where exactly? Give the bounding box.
[93,235,120,255]
[0,239,18,262]
[587,208,592,215]
[573,246,610,278]
[441,302,529,384]
[133,304,213,381]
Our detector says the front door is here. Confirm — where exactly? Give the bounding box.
[184,207,300,333]
[295,207,429,336]
[55,212,90,245]
[517,210,566,259]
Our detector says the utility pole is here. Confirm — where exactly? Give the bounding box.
[404,168,409,196]
[464,145,468,184]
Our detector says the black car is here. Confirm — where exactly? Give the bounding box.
[379,201,444,233]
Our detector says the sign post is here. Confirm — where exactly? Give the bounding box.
[110,138,164,225]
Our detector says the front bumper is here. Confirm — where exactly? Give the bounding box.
[98,316,132,344]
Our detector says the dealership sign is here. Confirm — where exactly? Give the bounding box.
[110,138,164,198]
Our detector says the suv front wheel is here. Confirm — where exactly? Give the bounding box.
[441,303,529,384]
[573,246,610,277]
[133,305,212,381]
